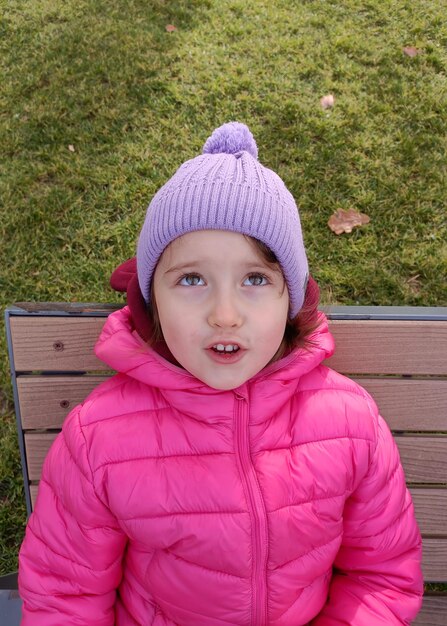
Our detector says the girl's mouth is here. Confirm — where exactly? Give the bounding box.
[207,344,244,364]
[211,344,240,354]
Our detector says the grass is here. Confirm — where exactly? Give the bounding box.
[1,0,446,575]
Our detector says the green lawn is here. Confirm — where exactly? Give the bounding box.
[1,0,446,575]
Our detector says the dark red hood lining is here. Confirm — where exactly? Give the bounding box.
[110,258,176,362]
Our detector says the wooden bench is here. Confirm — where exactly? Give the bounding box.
[5,302,447,625]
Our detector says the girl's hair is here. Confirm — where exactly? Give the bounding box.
[146,238,321,358]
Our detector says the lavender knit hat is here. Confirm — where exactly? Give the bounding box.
[137,122,308,317]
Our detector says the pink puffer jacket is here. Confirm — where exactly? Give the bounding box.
[19,307,423,625]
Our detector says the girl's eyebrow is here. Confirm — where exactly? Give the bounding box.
[164,261,278,275]
[164,262,202,275]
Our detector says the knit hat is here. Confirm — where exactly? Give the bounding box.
[137,122,308,317]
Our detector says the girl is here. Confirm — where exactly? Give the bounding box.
[19,122,423,625]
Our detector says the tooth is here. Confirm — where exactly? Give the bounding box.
[225,345,233,352]
[216,344,224,351]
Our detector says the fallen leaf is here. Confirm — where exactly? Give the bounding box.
[165,24,177,32]
[403,46,421,58]
[68,144,75,152]
[328,208,370,235]
[320,94,335,110]
[405,274,421,295]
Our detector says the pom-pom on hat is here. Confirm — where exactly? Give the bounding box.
[137,122,308,317]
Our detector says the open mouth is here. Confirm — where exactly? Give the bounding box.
[211,344,240,354]
[207,343,244,363]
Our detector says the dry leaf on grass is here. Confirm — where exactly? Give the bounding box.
[68,145,75,152]
[403,46,421,57]
[328,208,370,235]
[165,24,177,32]
[405,275,421,295]
[320,94,335,110]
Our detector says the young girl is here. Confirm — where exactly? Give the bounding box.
[19,122,423,625]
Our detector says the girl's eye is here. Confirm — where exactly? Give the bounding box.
[244,273,268,286]
[178,274,205,286]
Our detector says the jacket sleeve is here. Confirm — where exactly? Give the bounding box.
[311,413,423,625]
[19,406,127,626]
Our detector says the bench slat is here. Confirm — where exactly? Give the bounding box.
[354,379,447,432]
[11,317,447,375]
[25,482,447,615]
[10,317,108,372]
[409,489,447,537]
[16,375,447,432]
[26,478,447,581]
[326,320,447,375]
[396,437,447,484]
[414,596,447,626]
[18,376,110,429]
[25,433,57,480]
[25,433,447,485]
[422,539,447,581]
[26,482,447,540]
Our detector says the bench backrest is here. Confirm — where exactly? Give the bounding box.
[5,303,447,625]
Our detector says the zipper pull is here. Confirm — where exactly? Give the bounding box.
[234,384,248,401]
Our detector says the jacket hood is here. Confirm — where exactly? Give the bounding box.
[95,306,335,401]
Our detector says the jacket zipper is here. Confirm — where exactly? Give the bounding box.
[234,392,268,626]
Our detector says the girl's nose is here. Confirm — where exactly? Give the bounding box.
[207,293,243,329]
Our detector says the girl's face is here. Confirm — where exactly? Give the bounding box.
[152,230,289,390]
